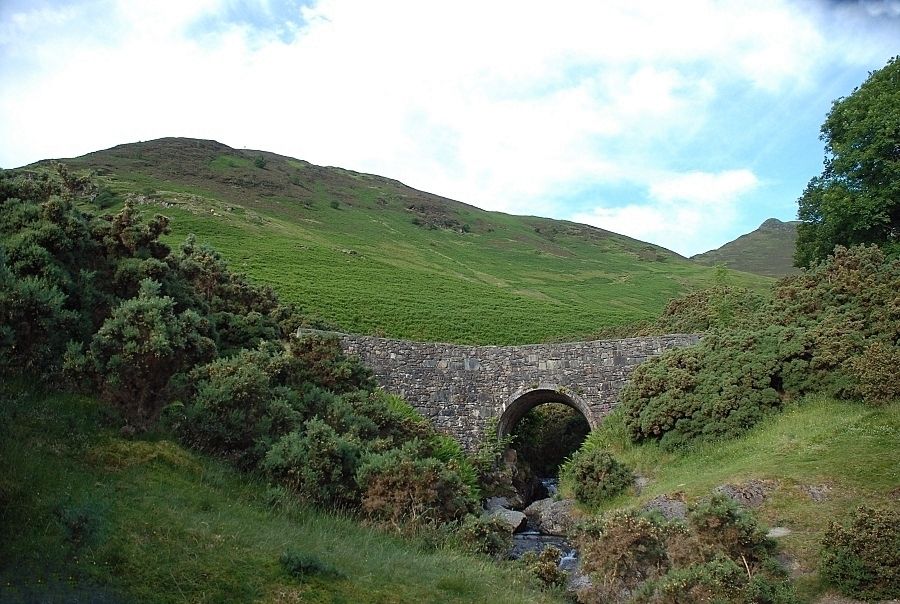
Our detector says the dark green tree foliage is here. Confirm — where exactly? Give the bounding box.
[821,506,900,601]
[795,56,900,267]
[623,245,899,448]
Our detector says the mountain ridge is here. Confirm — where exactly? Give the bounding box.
[30,137,771,344]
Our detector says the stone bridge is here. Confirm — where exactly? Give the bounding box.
[328,332,700,451]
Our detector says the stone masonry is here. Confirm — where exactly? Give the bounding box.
[325,332,701,451]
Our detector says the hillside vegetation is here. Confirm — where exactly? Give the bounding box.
[0,382,563,604]
[44,137,771,344]
[692,218,800,278]
[561,396,899,601]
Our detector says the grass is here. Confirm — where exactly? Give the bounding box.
[47,137,773,344]
[0,382,565,604]
[561,395,900,601]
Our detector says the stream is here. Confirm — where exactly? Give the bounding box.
[508,478,579,571]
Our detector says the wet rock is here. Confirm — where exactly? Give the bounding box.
[524,498,577,536]
[486,507,527,533]
[484,496,511,511]
[714,479,776,508]
[642,493,687,521]
[524,497,551,518]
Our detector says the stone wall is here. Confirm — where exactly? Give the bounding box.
[329,333,700,451]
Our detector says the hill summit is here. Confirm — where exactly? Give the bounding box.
[692,218,800,278]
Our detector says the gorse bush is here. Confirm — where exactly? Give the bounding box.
[66,279,216,427]
[0,167,479,532]
[264,419,362,508]
[575,499,796,604]
[356,440,475,528]
[520,546,568,589]
[821,506,900,600]
[622,245,900,448]
[452,514,513,560]
[562,448,633,506]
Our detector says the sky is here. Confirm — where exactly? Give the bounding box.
[1,1,898,256]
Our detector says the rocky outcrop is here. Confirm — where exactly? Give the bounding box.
[714,479,776,508]
[641,493,687,521]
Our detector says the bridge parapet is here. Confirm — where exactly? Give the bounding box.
[298,330,700,451]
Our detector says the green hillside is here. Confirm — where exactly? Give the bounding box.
[45,137,771,344]
[692,218,800,278]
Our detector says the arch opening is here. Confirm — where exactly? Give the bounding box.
[497,389,593,441]
[498,389,592,502]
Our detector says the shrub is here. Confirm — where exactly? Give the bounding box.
[821,506,900,600]
[520,546,568,589]
[849,341,900,406]
[287,334,374,394]
[279,549,343,580]
[686,494,776,570]
[453,515,512,560]
[646,285,766,334]
[174,346,307,466]
[76,279,216,427]
[575,509,670,594]
[622,245,900,448]
[263,419,362,508]
[562,448,633,506]
[356,441,475,528]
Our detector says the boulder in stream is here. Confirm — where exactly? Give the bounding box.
[524,498,577,536]
[485,507,527,533]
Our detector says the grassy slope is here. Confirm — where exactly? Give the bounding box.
[692,218,801,278]
[563,395,900,601]
[48,137,771,344]
[0,384,564,604]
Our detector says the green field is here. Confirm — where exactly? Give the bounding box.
[0,382,565,604]
[55,137,771,344]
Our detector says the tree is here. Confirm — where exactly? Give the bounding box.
[795,56,900,267]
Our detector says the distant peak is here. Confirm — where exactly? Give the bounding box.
[759,218,798,231]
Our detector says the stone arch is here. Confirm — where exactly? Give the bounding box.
[496,387,597,440]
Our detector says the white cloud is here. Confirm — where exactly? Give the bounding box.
[0,0,896,250]
[650,170,759,206]
[573,169,760,256]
